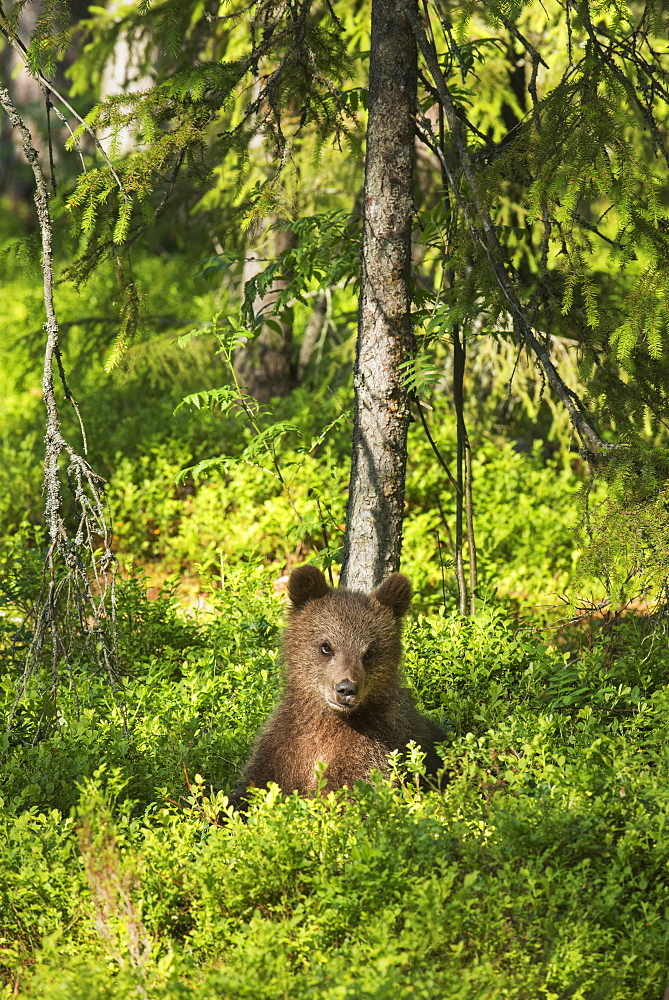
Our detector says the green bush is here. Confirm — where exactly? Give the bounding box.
[1,577,668,998]
[7,752,669,998]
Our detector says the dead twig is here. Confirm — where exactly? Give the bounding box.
[0,86,124,736]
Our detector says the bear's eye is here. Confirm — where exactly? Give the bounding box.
[363,644,377,662]
[320,642,334,656]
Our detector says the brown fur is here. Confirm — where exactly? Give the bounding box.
[232,567,444,803]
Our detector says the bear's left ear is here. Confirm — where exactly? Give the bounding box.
[373,573,412,618]
[288,565,330,611]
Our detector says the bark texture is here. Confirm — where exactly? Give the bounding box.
[340,0,417,591]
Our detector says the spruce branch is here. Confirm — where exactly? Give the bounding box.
[578,0,669,170]
[406,2,615,457]
[0,6,128,200]
[0,87,123,737]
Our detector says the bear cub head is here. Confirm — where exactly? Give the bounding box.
[284,565,412,713]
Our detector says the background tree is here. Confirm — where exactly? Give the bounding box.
[235,222,299,402]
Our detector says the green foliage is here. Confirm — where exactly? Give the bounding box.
[3,0,71,78]
[403,606,561,734]
[0,242,597,615]
[575,447,669,608]
[58,0,355,310]
[238,213,361,330]
[403,435,587,612]
[0,193,636,623]
[1,564,281,813]
[3,0,669,991]
[2,579,669,997]
[7,0,669,606]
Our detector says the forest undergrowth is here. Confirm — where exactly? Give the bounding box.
[2,211,669,998]
[1,564,669,998]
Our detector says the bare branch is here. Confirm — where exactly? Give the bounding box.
[0,86,123,735]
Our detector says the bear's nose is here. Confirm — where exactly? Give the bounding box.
[335,680,358,699]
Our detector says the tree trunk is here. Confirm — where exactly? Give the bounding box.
[235,224,297,403]
[297,289,328,382]
[0,0,45,202]
[99,0,153,156]
[339,0,417,592]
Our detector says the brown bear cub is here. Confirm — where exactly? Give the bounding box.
[232,565,444,805]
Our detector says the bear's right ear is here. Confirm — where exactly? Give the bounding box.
[373,573,412,618]
[288,565,330,610]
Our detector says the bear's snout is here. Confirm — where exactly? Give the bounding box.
[334,679,359,708]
